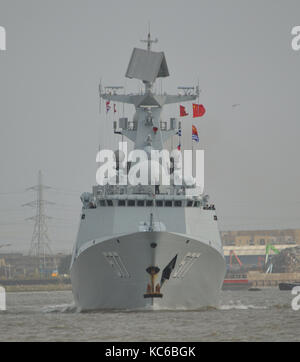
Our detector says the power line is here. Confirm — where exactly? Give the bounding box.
[48,187,82,194]
[0,191,26,196]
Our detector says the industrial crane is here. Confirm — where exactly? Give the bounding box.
[229,250,243,269]
[265,244,280,264]
[265,244,280,273]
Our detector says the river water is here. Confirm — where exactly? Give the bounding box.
[0,289,299,342]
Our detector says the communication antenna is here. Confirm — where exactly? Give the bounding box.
[98,78,103,159]
[141,23,158,51]
[104,86,124,94]
[177,86,195,96]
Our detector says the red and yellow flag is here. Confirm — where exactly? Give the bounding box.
[192,125,199,142]
[193,104,206,118]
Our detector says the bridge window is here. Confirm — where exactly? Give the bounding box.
[107,200,113,206]
[99,200,106,206]
[187,200,193,207]
[174,200,182,207]
[194,201,200,207]
[118,200,126,206]
[156,200,163,207]
[146,200,153,207]
[137,200,145,207]
[128,200,135,207]
[165,200,172,207]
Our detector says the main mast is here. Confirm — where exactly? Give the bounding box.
[100,33,199,152]
[140,31,158,94]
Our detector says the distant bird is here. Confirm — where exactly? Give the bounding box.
[232,103,240,108]
[0,243,11,249]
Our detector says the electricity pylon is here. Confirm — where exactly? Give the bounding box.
[23,170,54,260]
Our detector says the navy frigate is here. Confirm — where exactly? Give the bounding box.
[70,33,226,310]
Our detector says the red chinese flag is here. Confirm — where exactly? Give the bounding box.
[193,104,206,117]
[192,104,198,117]
[180,105,188,117]
[198,104,206,117]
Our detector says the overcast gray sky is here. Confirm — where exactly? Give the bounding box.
[0,0,300,253]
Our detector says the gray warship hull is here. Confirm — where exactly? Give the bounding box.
[71,231,225,310]
[70,203,226,311]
